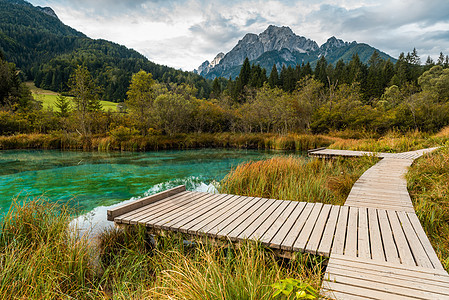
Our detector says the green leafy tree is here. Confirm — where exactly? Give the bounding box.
[126,70,156,135]
[68,65,102,135]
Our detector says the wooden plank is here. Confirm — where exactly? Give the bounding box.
[248,200,290,240]
[216,197,269,238]
[227,198,276,241]
[107,185,186,221]
[268,202,306,248]
[205,197,259,237]
[186,195,244,234]
[153,194,234,230]
[317,205,340,256]
[396,211,433,269]
[322,280,413,300]
[237,199,282,240]
[386,210,416,266]
[407,212,445,270]
[258,200,298,246]
[280,202,315,251]
[135,192,214,225]
[367,205,383,261]
[358,207,370,259]
[155,193,230,231]
[293,203,323,252]
[201,196,257,236]
[327,264,449,295]
[377,209,400,264]
[321,289,376,300]
[345,206,358,257]
[331,205,348,255]
[329,254,449,279]
[114,191,190,222]
[124,191,202,224]
[325,269,449,299]
[305,204,332,254]
[328,260,449,288]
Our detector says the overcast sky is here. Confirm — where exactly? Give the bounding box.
[28,0,449,71]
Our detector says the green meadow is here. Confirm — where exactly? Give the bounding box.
[26,82,119,112]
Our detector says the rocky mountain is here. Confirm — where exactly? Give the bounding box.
[197,25,396,79]
[0,0,211,100]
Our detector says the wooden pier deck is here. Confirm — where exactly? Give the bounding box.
[107,147,448,299]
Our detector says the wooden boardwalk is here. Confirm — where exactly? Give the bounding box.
[107,147,448,299]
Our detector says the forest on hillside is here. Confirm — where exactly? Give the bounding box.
[1,48,449,140]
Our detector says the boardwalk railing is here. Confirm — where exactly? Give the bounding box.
[107,147,449,299]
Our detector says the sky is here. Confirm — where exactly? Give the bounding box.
[28,0,449,71]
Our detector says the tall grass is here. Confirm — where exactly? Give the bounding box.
[0,132,337,152]
[0,198,324,299]
[220,155,377,206]
[407,146,449,271]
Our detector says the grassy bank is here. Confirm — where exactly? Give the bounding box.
[0,132,337,151]
[0,199,323,299]
[407,146,449,271]
[220,155,378,206]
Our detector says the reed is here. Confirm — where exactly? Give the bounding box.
[220,155,377,206]
[407,146,449,271]
[0,198,324,299]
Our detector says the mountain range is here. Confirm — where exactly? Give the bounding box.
[0,0,210,101]
[195,25,396,79]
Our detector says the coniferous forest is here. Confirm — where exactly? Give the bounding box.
[2,48,449,141]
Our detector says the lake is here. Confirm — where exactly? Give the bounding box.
[0,149,290,231]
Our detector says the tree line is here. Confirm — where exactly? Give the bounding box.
[1,49,449,138]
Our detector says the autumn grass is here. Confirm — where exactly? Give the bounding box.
[220,155,378,206]
[0,132,337,151]
[328,129,448,152]
[407,146,449,271]
[0,198,325,299]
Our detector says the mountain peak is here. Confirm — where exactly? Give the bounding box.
[197,25,396,79]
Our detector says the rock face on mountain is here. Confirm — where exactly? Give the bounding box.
[36,6,59,19]
[197,25,395,79]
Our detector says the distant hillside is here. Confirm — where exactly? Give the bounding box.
[0,0,211,101]
[196,25,396,79]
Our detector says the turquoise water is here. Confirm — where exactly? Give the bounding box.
[0,149,287,224]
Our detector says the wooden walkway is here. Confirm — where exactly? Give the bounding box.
[107,147,448,299]
[314,147,449,299]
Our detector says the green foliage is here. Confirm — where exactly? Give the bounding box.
[54,94,71,117]
[271,278,318,299]
[0,0,212,101]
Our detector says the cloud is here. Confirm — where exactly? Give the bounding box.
[27,0,449,70]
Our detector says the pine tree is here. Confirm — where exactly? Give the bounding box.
[54,94,71,117]
[268,64,279,88]
[210,78,221,98]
